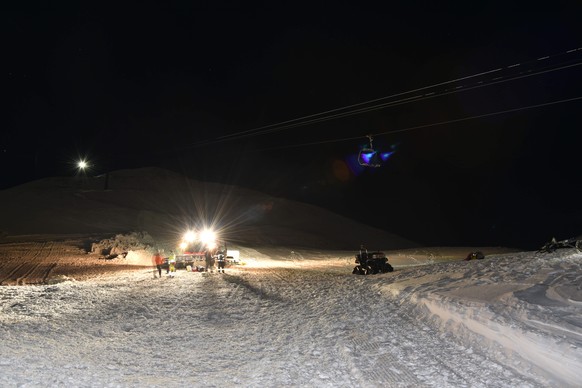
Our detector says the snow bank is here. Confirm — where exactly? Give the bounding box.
[379,250,582,386]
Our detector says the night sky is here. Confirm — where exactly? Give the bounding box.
[3,3,582,249]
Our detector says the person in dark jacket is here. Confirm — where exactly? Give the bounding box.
[216,250,226,273]
[205,250,215,272]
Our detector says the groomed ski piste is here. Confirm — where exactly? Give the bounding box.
[1,244,581,387]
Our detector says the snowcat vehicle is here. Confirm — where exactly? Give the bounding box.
[161,228,241,272]
[352,250,394,275]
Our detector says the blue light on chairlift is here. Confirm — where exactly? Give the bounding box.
[361,151,375,164]
[358,148,382,167]
[357,134,397,168]
[380,151,394,162]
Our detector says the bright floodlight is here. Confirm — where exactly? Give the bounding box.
[77,160,88,170]
[183,230,197,243]
[206,241,217,250]
[200,229,217,247]
[179,241,188,250]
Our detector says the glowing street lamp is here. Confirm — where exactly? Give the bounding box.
[77,160,88,170]
[73,159,91,189]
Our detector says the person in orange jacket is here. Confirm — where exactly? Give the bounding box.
[152,251,164,278]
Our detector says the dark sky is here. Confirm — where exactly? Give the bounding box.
[3,3,582,249]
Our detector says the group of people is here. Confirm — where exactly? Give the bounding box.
[204,249,227,273]
[152,250,177,278]
[152,248,227,278]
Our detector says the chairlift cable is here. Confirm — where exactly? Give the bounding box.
[187,60,582,149]
[252,95,582,151]
[194,47,582,144]
[216,47,582,141]
[184,58,582,150]
[246,62,582,136]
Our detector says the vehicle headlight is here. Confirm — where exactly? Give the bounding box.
[183,230,197,243]
[200,229,217,247]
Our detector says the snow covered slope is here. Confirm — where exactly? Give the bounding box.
[0,245,580,387]
[0,167,415,250]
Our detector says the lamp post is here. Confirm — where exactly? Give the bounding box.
[74,158,109,190]
[75,159,89,189]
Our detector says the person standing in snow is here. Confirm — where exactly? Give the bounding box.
[152,251,164,278]
[205,249,215,272]
[216,250,226,273]
[359,244,368,260]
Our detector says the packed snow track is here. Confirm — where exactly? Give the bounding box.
[0,240,553,387]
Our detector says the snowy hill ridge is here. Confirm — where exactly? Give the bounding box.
[0,167,415,249]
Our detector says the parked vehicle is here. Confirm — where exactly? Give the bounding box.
[352,249,393,275]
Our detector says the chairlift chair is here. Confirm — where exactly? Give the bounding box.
[358,135,382,168]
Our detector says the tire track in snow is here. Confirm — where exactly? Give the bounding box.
[386,285,544,387]
[0,263,27,285]
[0,242,45,285]
[0,242,58,285]
[318,274,424,387]
[231,264,425,386]
[16,242,57,285]
[297,270,530,387]
[219,265,351,385]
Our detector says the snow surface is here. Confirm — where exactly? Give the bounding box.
[0,168,581,387]
[1,246,581,387]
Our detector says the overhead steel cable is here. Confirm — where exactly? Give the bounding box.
[253,95,582,151]
[216,49,580,141]
[214,68,506,141]
[236,61,581,137]
[186,59,582,149]
[194,46,582,145]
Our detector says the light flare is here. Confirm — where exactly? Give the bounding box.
[183,230,197,243]
[200,229,217,246]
